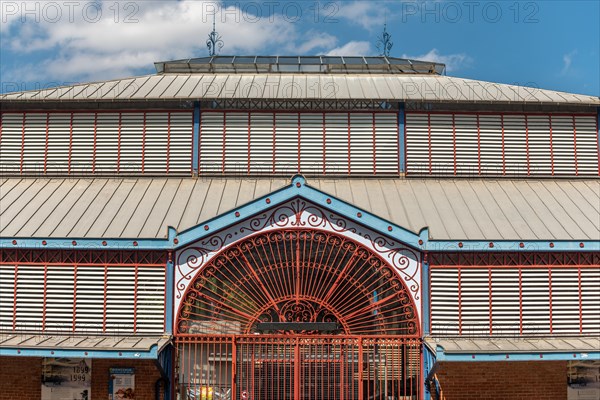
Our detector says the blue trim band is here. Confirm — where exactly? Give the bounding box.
[422,261,430,335]
[165,259,174,334]
[399,103,406,173]
[0,345,161,359]
[435,347,600,362]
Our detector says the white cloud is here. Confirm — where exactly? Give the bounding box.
[294,31,338,54]
[326,41,371,56]
[402,48,472,72]
[336,1,389,31]
[561,50,577,75]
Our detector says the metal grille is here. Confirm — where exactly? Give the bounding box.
[199,111,399,176]
[177,336,422,400]
[406,112,599,177]
[0,263,166,334]
[177,229,419,336]
[0,111,193,176]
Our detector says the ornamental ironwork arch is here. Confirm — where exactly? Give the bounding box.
[177,229,419,336]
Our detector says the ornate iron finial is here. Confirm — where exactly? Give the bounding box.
[376,23,393,57]
[206,12,224,56]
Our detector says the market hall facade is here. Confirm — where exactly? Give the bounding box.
[0,56,599,400]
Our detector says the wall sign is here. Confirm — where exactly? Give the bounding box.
[42,358,91,400]
[109,368,135,400]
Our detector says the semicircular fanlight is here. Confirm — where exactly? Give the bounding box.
[178,229,418,336]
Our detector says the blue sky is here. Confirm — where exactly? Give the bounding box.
[1,0,598,96]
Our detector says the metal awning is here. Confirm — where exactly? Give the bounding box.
[0,333,171,359]
[425,336,600,362]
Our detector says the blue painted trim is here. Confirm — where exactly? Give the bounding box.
[425,240,598,252]
[399,103,406,173]
[435,346,600,362]
[0,345,161,359]
[422,261,430,335]
[192,101,200,174]
[165,258,174,334]
[422,344,436,400]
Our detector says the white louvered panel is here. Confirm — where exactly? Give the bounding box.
[44,266,75,331]
[14,266,44,331]
[169,112,193,174]
[324,113,349,174]
[136,267,165,333]
[581,268,600,334]
[405,113,429,175]
[119,113,144,174]
[0,113,23,174]
[274,113,298,174]
[374,113,398,174]
[574,115,599,175]
[46,113,71,174]
[223,112,249,174]
[75,267,105,332]
[105,266,135,333]
[299,113,324,174]
[429,114,454,175]
[503,115,527,175]
[21,113,47,174]
[95,113,120,174]
[551,116,577,175]
[454,114,479,175]
[430,269,460,335]
[249,113,274,174]
[551,269,581,334]
[460,270,490,335]
[144,112,169,174]
[490,269,521,335]
[0,265,15,330]
[521,269,551,334]
[199,112,224,174]
[70,113,95,174]
[527,115,552,175]
[349,113,373,174]
[479,114,503,175]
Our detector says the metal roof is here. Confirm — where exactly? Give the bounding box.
[425,336,600,354]
[1,178,598,241]
[2,74,598,105]
[154,55,446,74]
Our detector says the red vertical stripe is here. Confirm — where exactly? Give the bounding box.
[573,115,578,175]
[578,266,583,334]
[372,112,377,175]
[133,266,138,333]
[501,114,506,175]
[141,112,147,174]
[72,265,78,332]
[458,267,462,335]
[548,267,553,334]
[68,112,74,174]
[488,267,493,335]
[42,265,48,331]
[525,115,530,176]
[428,113,432,175]
[247,113,251,174]
[116,113,122,173]
[12,265,18,330]
[44,113,50,174]
[596,112,599,176]
[92,112,98,174]
[477,114,481,175]
[193,111,197,175]
[297,113,301,173]
[549,115,554,176]
[347,113,351,175]
[222,112,226,173]
[102,265,108,333]
[518,268,523,335]
[272,113,276,174]
[20,113,26,174]
[452,113,457,175]
[0,113,3,149]
[166,112,171,174]
[322,112,326,175]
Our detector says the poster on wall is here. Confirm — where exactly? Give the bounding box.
[568,360,600,400]
[109,368,135,400]
[41,358,91,400]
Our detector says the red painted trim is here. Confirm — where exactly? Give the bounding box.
[549,115,554,176]
[12,265,18,330]
[457,266,462,336]
[68,112,74,174]
[518,268,523,335]
[578,266,583,334]
[428,113,432,175]
[477,114,481,175]
[297,113,301,173]
[402,111,406,176]
[20,113,26,174]
[72,265,77,332]
[222,112,226,174]
[347,112,351,175]
[42,264,48,331]
[488,267,493,335]
[0,113,3,148]
[322,112,326,175]
[166,112,171,174]
[501,114,506,175]
[406,111,596,116]
[525,115,530,176]
[200,109,398,114]
[272,113,276,174]
[195,110,199,175]
[92,112,98,174]
[6,109,191,115]
[596,113,600,176]
[247,113,251,174]
[102,265,108,333]
[573,115,578,176]
[452,113,457,175]
[44,113,50,174]
[117,113,122,173]
[141,112,147,174]
[372,112,377,176]
[133,265,138,333]
[548,267,553,334]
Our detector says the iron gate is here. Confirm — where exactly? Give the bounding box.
[177,336,422,400]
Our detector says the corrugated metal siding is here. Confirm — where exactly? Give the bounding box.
[2,74,599,105]
[1,178,598,240]
[199,111,399,176]
[431,267,600,336]
[0,111,193,176]
[406,112,599,177]
[0,264,165,334]
[424,336,600,353]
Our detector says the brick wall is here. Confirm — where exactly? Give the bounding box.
[0,357,164,400]
[433,361,567,400]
